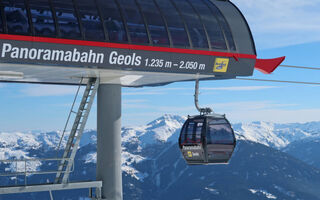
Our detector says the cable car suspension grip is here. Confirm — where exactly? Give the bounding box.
[194,79,212,115]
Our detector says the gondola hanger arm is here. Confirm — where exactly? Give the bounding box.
[194,79,212,115]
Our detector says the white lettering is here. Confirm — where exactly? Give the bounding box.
[135,56,141,66]
[20,48,28,59]
[29,48,37,60]
[80,52,88,63]
[37,49,44,59]
[1,43,12,57]
[51,50,64,61]
[108,51,142,66]
[64,51,72,62]
[72,48,80,62]
[182,145,202,150]
[43,49,51,60]
[96,53,104,64]
[88,50,96,63]
[11,47,19,58]
[124,55,131,65]
[109,51,118,64]
[1,43,104,64]
[117,55,124,65]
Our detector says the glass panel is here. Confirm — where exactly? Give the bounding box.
[155,0,189,47]
[173,0,208,49]
[189,0,227,50]
[2,0,29,34]
[52,0,81,39]
[181,122,188,136]
[186,121,195,134]
[186,121,195,143]
[180,122,188,145]
[207,124,234,144]
[208,119,228,125]
[195,121,203,142]
[118,0,148,44]
[137,0,169,46]
[205,0,236,51]
[29,0,55,37]
[0,8,4,32]
[96,0,127,42]
[76,0,105,41]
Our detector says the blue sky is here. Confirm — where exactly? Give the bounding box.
[1,0,320,131]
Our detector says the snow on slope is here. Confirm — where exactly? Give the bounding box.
[120,114,186,180]
[122,114,186,147]
[80,115,186,181]
[235,122,289,149]
[235,121,320,149]
[1,116,319,154]
[0,132,41,149]
[249,189,277,199]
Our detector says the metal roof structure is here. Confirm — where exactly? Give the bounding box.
[0,0,284,86]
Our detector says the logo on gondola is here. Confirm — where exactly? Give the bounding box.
[213,58,229,72]
[183,146,201,150]
[187,151,193,158]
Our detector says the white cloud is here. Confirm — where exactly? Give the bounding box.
[234,0,320,49]
[135,101,295,114]
[201,86,279,91]
[122,99,320,126]
[24,84,275,99]
[123,101,320,124]
[123,85,279,97]
[126,107,320,124]
[156,106,195,113]
[228,108,320,124]
[123,99,152,109]
[209,101,319,123]
[212,101,296,111]
[123,104,152,109]
[22,85,78,97]
[123,99,149,104]
[123,91,165,96]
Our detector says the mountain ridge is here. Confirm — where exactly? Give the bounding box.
[1,115,320,199]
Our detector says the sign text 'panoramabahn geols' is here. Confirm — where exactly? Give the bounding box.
[0,38,256,77]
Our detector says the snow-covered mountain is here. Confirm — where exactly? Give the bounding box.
[234,121,320,149]
[122,114,186,147]
[1,115,319,159]
[1,115,320,178]
[1,115,320,200]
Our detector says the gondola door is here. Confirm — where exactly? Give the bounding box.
[179,117,206,164]
[205,117,236,164]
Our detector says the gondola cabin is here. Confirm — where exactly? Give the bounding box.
[179,114,236,165]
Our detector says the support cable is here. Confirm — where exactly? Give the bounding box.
[279,65,320,71]
[236,77,320,85]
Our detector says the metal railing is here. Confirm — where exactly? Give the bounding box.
[0,158,74,186]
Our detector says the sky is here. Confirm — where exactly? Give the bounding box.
[1,0,320,131]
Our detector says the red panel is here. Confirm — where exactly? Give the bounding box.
[0,34,257,59]
[254,57,286,74]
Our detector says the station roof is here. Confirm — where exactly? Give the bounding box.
[0,0,284,86]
